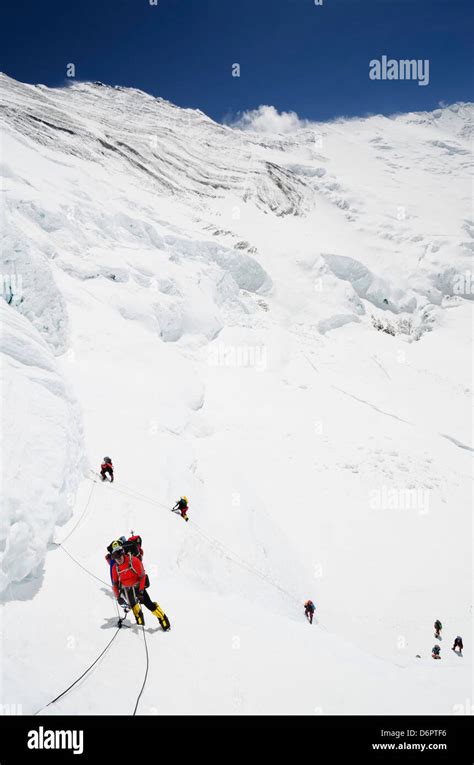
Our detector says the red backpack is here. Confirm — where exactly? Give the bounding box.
[128,535,143,559]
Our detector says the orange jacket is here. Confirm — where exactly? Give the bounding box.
[112,554,146,598]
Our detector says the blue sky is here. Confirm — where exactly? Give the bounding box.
[1,0,472,123]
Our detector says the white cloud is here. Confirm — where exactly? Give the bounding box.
[230,105,309,134]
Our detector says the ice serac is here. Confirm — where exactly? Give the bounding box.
[322,253,417,313]
[0,301,85,596]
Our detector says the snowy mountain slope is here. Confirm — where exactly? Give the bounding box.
[0,74,472,715]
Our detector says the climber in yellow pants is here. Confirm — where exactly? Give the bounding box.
[110,542,170,630]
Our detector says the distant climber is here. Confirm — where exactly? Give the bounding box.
[109,541,170,630]
[434,619,442,639]
[100,457,114,482]
[304,600,316,625]
[432,644,441,660]
[451,636,463,655]
[172,496,189,522]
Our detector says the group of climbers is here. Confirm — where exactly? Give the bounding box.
[302,607,464,654]
[100,458,192,631]
[432,619,463,659]
[98,460,467,654]
[100,457,319,632]
[99,457,190,522]
[100,458,318,631]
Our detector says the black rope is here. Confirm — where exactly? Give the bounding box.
[132,623,150,716]
[31,474,134,716]
[33,627,122,715]
[58,544,112,588]
[59,478,96,544]
[58,545,123,630]
[32,543,126,715]
[50,476,155,718]
[100,478,170,512]
[45,472,302,717]
[190,521,299,603]
[88,475,301,605]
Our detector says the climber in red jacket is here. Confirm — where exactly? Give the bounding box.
[109,541,170,630]
[100,457,114,482]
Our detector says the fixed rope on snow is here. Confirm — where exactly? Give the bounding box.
[59,478,96,545]
[37,473,151,715]
[133,625,150,716]
[59,544,111,588]
[90,475,301,606]
[33,626,123,715]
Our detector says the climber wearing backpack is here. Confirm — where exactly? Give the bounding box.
[109,541,170,631]
[432,644,441,660]
[452,636,463,655]
[105,534,143,581]
[105,536,127,582]
[100,457,114,482]
[304,600,316,625]
[172,496,189,522]
[434,619,442,639]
